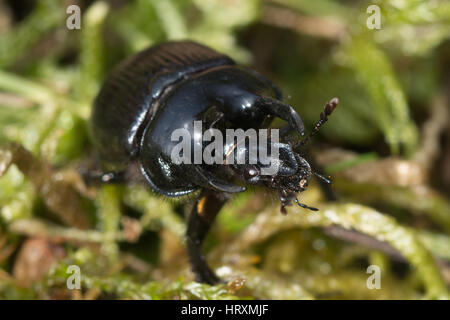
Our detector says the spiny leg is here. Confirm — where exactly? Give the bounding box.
[187,190,230,284]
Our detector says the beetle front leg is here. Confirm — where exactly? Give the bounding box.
[186,190,230,284]
[255,97,305,137]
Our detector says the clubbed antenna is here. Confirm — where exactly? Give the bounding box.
[294,97,339,150]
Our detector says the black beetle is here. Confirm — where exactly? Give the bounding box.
[91,41,338,284]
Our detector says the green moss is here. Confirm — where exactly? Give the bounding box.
[0,0,449,300]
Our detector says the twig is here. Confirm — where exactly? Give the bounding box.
[323,226,404,261]
[323,225,450,282]
[414,91,449,172]
[0,143,91,229]
[9,218,126,243]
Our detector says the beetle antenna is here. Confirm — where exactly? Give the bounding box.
[294,197,318,211]
[294,97,339,150]
[314,172,331,184]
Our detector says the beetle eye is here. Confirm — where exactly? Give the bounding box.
[244,165,259,180]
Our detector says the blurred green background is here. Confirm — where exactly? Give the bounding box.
[0,0,449,299]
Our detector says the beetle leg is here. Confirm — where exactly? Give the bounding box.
[278,189,295,214]
[187,190,230,284]
[194,166,246,193]
[257,97,305,137]
[279,124,294,138]
[275,142,298,176]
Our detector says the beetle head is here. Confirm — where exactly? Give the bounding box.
[239,97,339,213]
[239,146,317,213]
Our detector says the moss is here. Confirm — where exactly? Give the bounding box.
[0,0,449,300]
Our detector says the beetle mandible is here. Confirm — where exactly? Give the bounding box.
[91,41,338,284]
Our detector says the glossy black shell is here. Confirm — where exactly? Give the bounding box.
[91,41,283,196]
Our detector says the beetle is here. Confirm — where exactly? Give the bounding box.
[91,41,338,284]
